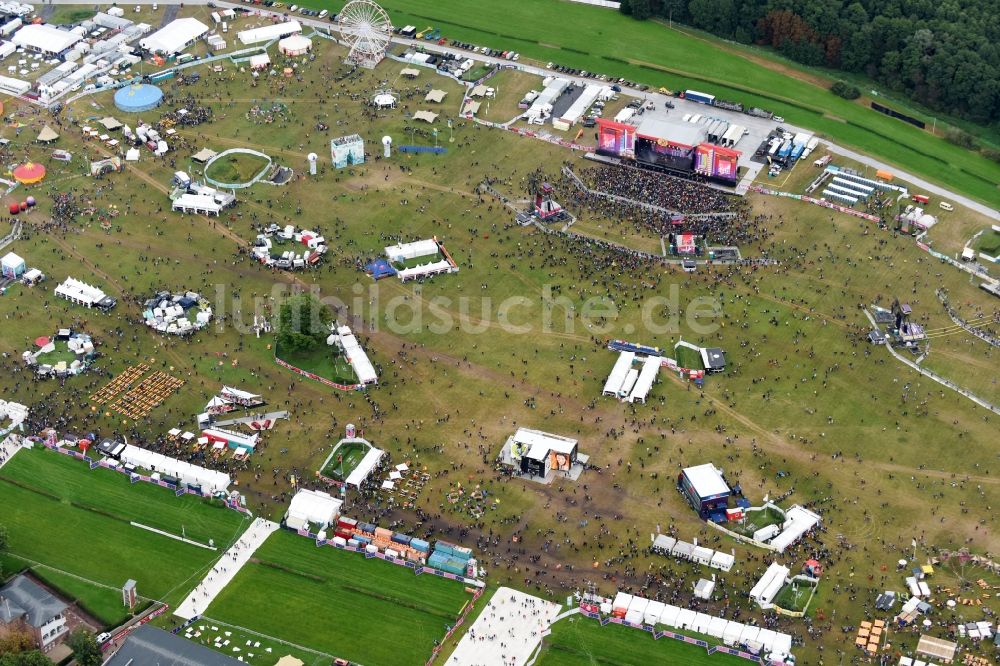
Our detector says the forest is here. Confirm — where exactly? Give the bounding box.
[619,0,1000,128]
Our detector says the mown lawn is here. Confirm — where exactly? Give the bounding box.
[537,616,747,666]
[205,529,473,666]
[0,447,248,624]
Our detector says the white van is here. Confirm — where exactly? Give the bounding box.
[939,201,954,211]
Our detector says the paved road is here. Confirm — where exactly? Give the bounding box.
[42,0,1000,219]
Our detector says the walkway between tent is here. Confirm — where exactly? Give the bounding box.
[0,434,22,470]
[174,518,280,620]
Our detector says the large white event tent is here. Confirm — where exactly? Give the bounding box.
[749,562,789,607]
[54,277,115,309]
[285,489,342,530]
[602,352,660,403]
[11,24,81,55]
[602,351,634,396]
[344,446,385,487]
[628,355,661,403]
[609,591,795,656]
[769,505,822,552]
[329,325,377,385]
[140,18,209,55]
[383,239,456,281]
[120,444,230,492]
[237,20,301,46]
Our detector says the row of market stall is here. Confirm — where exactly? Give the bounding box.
[605,592,793,658]
[651,534,735,572]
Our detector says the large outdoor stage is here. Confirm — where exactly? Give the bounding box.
[596,118,743,189]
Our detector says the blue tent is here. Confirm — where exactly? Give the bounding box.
[364,259,397,280]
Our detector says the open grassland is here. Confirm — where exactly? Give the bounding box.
[205,530,471,666]
[0,447,248,624]
[310,0,1000,208]
[0,22,996,665]
[537,616,747,666]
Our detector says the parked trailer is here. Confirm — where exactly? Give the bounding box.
[684,89,715,105]
[912,194,930,204]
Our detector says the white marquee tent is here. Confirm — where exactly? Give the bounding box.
[119,444,230,492]
[139,18,208,55]
[237,20,301,46]
[344,446,386,487]
[286,489,342,529]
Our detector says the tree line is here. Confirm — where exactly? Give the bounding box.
[620,0,1000,127]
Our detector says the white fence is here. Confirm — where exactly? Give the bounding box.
[566,0,621,8]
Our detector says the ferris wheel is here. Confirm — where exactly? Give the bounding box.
[339,0,393,69]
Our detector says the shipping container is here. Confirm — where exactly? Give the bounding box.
[332,536,347,546]
[391,533,412,546]
[385,548,399,559]
[338,517,357,529]
[365,544,378,554]
[410,538,430,552]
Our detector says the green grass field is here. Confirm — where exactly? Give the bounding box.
[206,152,272,185]
[205,529,472,666]
[772,581,815,613]
[673,345,704,370]
[34,339,80,366]
[0,447,249,625]
[276,343,359,385]
[974,230,1000,256]
[320,439,369,480]
[310,0,1000,208]
[537,616,746,666]
[729,506,785,537]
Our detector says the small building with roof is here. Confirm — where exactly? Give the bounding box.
[0,575,69,650]
[105,625,245,666]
